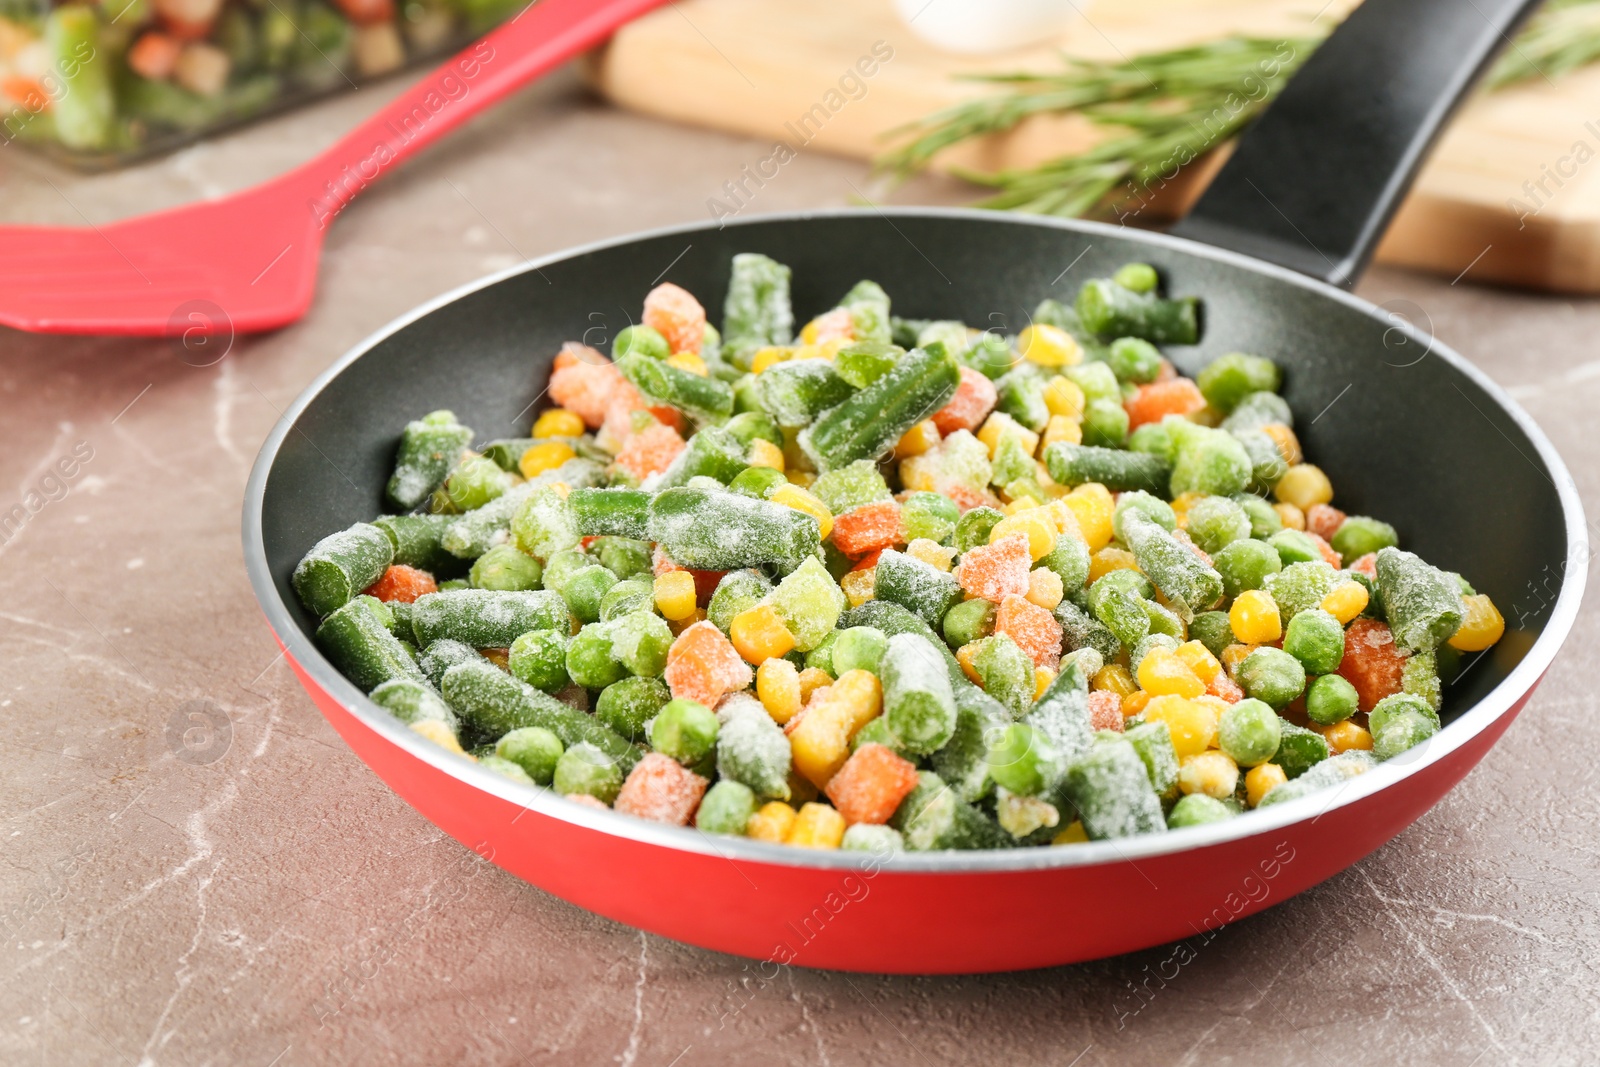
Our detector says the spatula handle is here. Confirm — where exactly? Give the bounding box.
[1171,0,1544,289]
[288,0,668,226]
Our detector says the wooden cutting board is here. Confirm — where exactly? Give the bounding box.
[588,0,1600,292]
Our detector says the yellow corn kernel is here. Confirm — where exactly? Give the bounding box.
[518,441,576,479]
[653,571,698,621]
[1261,422,1302,466]
[1143,696,1216,757]
[956,643,982,686]
[840,567,876,608]
[1018,323,1082,368]
[1275,463,1334,511]
[1193,695,1230,737]
[1230,589,1282,644]
[1093,664,1138,697]
[666,352,708,376]
[1178,750,1240,799]
[977,412,1040,459]
[1137,646,1206,699]
[789,670,882,787]
[747,801,798,842]
[730,604,797,664]
[668,607,707,636]
[788,803,846,848]
[907,538,956,572]
[1043,376,1087,419]
[751,346,794,373]
[894,419,941,460]
[991,510,1056,561]
[1034,667,1056,701]
[1169,491,1205,529]
[1449,594,1506,652]
[549,482,571,498]
[1039,499,1082,538]
[1088,546,1139,584]
[769,484,832,539]
[1039,414,1082,455]
[1274,501,1306,531]
[756,658,802,725]
[1026,567,1065,610]
[1323,719,1374,754]
[1320,580,1369,625]
[1174,640,1222,683]
[1064,483,1114,551]
[1052,820,1090,845]
[786,470,817,488]
[1002,495,1043,515]
[797,667,834,703]
[1245,763,1288,807]
[410,718,464,754]
[532,408,585,438]
[800,317,822,345]
[1121,690,1151,718]
[747,438,785,471]
[1220,642,1256,677]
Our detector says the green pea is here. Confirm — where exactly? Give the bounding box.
[986,724,1058,797]
[480,755,536,785]
[1283,608,1345,674]
[1189,611,1235,659]
[1112,262,1159,294]
[607,610,672,677]
[1112,490,1176,542]
[954,506,1004,553]
[613,324,670,360]
[594,536,653,580]
[1232,493,1284,539]
[1213,538,1282,599]
[1168,793,1234,828]
[832,626,889,675]
[708,569,772,633]
[1305,673,1359,725]
[541,549,591,594]
[1196,353,1281,413]
[901,491,961,545]
[1031,536,1085,599]
[599,578,655,622]
[508,629,570,692]
[470,544,543,591]
[552,742,623,803]
[495,727,563,785]
[1273,720,1330,778]
[1372,709,1436,761]
[728,465,786,500]
[696,780,757,834]
[561,564,618,625]
[566,626,625,690]
[1368,693,1440,737]
[1185,496,1251,555]
[1218,698,1281,766]
[1145,600,1185,640]
[1064,361,1120,405]
[961,332,1015,380]
[1330,516,1399,566]
[1237,647,1307,709]
[1268,529,1323,566]
[444,455,510,512]
[942,598,995,648]
[596,676,671,742]
[650,698,719,765]
[1082,397,1130,449]
[723,411,782,447]
[1107,337,1163,384]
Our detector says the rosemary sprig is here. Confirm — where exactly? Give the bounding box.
[877,0,1600,219]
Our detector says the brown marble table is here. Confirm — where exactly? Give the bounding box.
[2,65,1597,1067]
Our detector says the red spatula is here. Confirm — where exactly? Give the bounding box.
[0,0,668,337]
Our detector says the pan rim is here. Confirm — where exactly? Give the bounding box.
[243,206,1588,875]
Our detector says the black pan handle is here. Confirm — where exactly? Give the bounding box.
[1169,0,1544,288]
